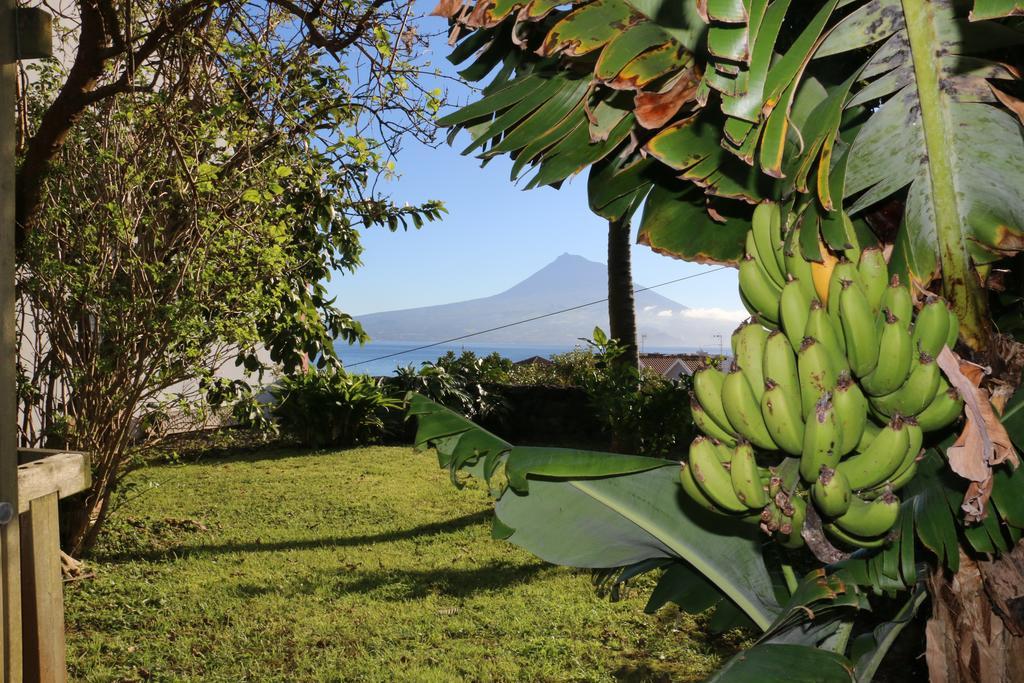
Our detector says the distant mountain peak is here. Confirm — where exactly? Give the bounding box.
[356,252,734,346]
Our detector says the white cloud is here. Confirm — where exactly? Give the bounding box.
[679,307,748,322]
[643,305,656,312]
[656,309,673,318]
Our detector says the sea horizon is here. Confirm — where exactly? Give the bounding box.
[335,339,727,377]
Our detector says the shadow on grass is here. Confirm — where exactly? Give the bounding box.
[323,561,553,600]
[230,560,553,601]
[95,509,493,564]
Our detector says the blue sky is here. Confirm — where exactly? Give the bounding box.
[325,8,743,320]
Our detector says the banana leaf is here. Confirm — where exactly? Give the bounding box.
[408,393,783,629]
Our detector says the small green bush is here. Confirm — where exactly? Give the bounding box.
[576,329,694,458]
[505,347,599,387]
[389,350,508,420]
[272,368,400,448]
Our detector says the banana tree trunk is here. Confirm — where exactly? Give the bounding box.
[926,547,1024,683]
[607,216,638,372]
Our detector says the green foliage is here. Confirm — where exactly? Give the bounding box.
[272,369,400,448]
[505,347,601,386]
[575,329,693,458]
[388,350,511,420]
[17,0,446,552]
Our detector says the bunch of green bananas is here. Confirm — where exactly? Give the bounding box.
[683,202,966,550]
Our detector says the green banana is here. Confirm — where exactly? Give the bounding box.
[860,309,913,396]
[693,365,737,437]
[868,352,941,418]
[730,441,769,509]
[826,261,858,353]
[769,202,787,279]
[833,372,867,456]
[836,416,911,490]
[763,330,801,397]
[856,420,882,453]
[689,437,749,514]
[799,394,843,482]
[778,495,806,549]
[838,278,880,377]
[722,369,778,450]
[856,247,889,316]
[711,439,735,464]
[780,277,812,352]
[811,466,853,517]
[746,232,785,293]
[805,300,849,372]
[783,240,819,304]
[833,491,901,538]
[880,276,913,333]
[883,455,920,492]
[761,500,783,533]
[690,396,739,446]
[761,379,805,455]
[797,337,838,417]
[751,204,786,288]
[739,255,782,323]
[912,297,951,357]
[851,421,884,454]
[732,321,769,401]
[680,460,728,514]
[916,385,964,432]
[863,422,923,497]
[944,303,959,350]
[761,330,803,453]
[824,523,889,549]
[840,212,862,263]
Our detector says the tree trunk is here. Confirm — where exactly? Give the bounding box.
[62,476,113,558]
[926,547,1024,682]
[607,216,638,372]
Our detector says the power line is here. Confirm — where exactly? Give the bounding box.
[345,266,731,368]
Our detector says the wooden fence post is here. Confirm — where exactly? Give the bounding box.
[19,493,63,683]
[1,0,24,678]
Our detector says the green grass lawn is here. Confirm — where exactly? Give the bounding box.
[65,445,739,682]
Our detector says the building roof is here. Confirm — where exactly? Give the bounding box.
[514,355,553,366]
[638,355,685,377]
[639,353,732,377]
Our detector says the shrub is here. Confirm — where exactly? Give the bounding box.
[272,368,400,448]
[389,351,508,420]
[576,329,693,458]
[506,347,599,387]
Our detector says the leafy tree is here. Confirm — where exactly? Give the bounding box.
[16,0,444,555]
[416,1,1024,680]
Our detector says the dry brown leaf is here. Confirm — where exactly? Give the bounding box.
[935,347,1020,522]
[947,414,992,483]
[963,478,994,525]
[431,0,464,18]
[633,71,700,129]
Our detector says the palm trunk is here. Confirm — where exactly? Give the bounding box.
[607,216,638,372]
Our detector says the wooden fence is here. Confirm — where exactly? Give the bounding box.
[16,451,89,683]
[4,3,61,681]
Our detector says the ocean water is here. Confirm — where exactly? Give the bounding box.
[335,340,712,376]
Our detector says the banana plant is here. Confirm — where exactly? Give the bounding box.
[435,0,1024,346]
[426,0,1024,679]
[411,390,996,679]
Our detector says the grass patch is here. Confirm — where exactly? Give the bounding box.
[66,445,738,681]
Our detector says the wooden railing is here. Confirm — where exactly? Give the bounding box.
[15,450,90,683]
